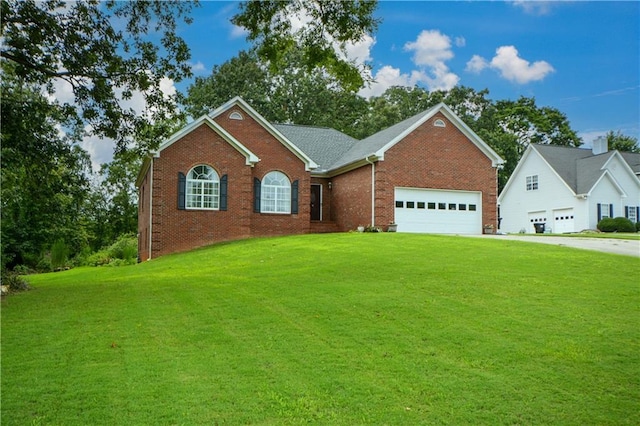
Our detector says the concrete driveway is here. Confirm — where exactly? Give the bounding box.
[470,234,640,257]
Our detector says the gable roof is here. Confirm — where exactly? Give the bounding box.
[210,97,319,171]
[329,103,504,171]
[523,144,639,196]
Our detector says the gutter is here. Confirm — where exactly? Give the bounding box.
[365,155,376,226]
[148,161,153,261]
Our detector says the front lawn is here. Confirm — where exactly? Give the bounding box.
[2,234,638,425]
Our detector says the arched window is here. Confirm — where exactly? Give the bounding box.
[434,119,446,127]
[261,171,291,213]
[186,165,220,209]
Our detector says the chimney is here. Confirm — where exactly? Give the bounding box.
[592,136,608,155]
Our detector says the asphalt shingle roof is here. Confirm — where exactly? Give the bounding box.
[532,143,639,194]
[273,124,359,172]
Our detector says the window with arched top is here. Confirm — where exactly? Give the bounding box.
[229,111,244,120]
[186,165,220,209]
[261,171,291,214]
[434,119,446,127]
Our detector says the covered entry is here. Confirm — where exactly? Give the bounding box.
[394,187,482,234]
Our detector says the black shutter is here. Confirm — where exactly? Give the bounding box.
[220,175,228,211]
[597,203,601,221]
[636,207,639,222]
[177,172,186,210]
[609,204,614,218]
[253,178,261,213]
[291,180,299,214]
[625,206,629,218]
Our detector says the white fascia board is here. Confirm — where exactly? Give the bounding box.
[155,115,260,167]
[374,103,505,167]
[603,151,640,187]
[210,96,319,171]
[587,170,628,198]
[498,145,534,203]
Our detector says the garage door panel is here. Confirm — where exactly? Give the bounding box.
[394,188,482,234]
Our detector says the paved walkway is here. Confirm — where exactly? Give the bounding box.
[469,234,640,258]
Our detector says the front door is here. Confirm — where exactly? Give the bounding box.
[310,184,322,220]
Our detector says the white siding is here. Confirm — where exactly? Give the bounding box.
[499,149,578,233]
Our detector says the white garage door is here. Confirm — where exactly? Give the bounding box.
[394,188,482,234]
[553,208,575,234]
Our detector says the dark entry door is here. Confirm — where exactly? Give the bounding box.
[310,184,321,220]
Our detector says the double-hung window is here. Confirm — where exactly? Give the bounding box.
[526,175,538,191]
[186,165,220,209]
[261,171,291,214]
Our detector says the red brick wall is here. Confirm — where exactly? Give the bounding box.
[331,165,373,231]
[142,108,313,259]
[214,108,311,238]
[375,112,498,230]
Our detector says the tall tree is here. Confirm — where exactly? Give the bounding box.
[606,131,640,153]
[1,0,195,150]
[232,0,380,92]
[1,67,92,269]
[185,50,368,137]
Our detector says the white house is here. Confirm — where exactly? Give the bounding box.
[498,138,640,234]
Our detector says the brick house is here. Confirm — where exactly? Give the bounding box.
[137,97,504,260]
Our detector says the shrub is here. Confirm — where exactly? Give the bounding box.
[50,239,70,269]
[636,221,640,232]
[1,269,31,293]
[83,234,138,267]
[597,217,635,233]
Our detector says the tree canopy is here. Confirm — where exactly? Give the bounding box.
[1,0,195,149]
[232,0,379,92]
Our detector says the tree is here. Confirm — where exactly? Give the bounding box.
[1,66,92,269]
[232,0,380,92]
[1,0,195,149]
[606,131,640,153]
[185,50,368,137]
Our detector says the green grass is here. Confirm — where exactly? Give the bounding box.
[2,234,639,425]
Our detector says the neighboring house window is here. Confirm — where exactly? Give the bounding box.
[625,206,638,223]
[597,203,613,221]
[526,175,538,191]
[261,171,291,214]
[186,165,220,209]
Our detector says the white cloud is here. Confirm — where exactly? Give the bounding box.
[342,34,375,66]
[455,36,466,48]
[490,45,554,83]
[360,65,412,98]
[466,46,554,84]
[229,24,248,39]
[465,54,489,73]
[404,30,454,67]
[511,1,554,16]
[189,61,206,74]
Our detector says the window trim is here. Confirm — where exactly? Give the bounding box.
[260,171,291,214]
[526,175,539,191]
[186,165,220,210]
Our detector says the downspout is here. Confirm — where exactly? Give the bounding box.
[365,155,376,226]
[148,160,153,261]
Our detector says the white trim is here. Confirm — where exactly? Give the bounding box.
[587,170,628,198]
[602,151,640,187]
[373,103,504,167]
[210,97,319,171]
[155,115,260,167]
[366,156,376,226]
[148,161,153,261]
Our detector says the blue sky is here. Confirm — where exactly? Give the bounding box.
[77,1,639,167]
[178,0,639,149]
